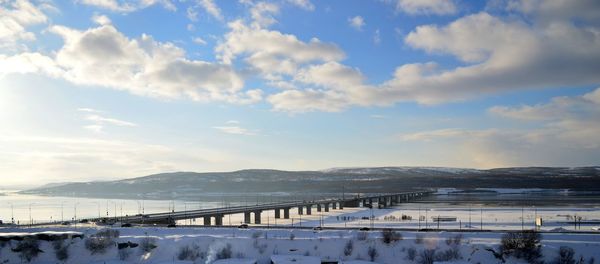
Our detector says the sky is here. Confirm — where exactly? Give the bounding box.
[0,0,599,186]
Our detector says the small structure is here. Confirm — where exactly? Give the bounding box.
[271,255,321,264]
[431,216,457,222]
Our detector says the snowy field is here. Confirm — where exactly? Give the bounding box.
[1,225,599,264]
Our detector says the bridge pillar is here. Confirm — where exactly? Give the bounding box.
[342,200,359,207]
[203,216,211,226]
[283,208,290,219]
[317,204,322,212]
[306,205,312,215]
[369,198,374,205]
[244,212,251,224]
[332,202,337,210]
[339,202,344,210]
[298,206,303,215]
[214,215,223,226]
[274,209,281,219]
[324,203,329,212]
[254,210,262,224]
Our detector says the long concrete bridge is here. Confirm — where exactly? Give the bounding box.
[92,191,433,226]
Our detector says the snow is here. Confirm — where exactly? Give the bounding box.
[0,224,598,264]
[270,255,320,264]
[212,259,256,264]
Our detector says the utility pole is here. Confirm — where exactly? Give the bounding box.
[521,207,524,231]
[480,208,483,230]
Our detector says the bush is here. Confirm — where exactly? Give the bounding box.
[52,240,69,261]
[343,240,353,256]
[289,233,295,240]
[434,247,462,262]
[446,234,463,246]
[139,237,157,253]
[381,229,402,244]
[216,243,232,260]
[12,237,42,262]
[177,244,201,261]
[407,247,417,261]
[85,229,120,255]
[367,246,378,262]
[418,249,436,264]
[500,230,542,263]
[553,246,575,264]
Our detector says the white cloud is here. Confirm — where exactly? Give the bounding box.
[249,1,279,29]
[212,126,257,136]
[91,14,112,25]
[78,0,175,13]
[268,8,600,112]
[395,0,457,15]
[186,6,198,21]
[396,88,600,167]
[46,24,251,103]
[78,108,137,133]
[85,114,137,127]
[0,0,49,50]
[192,36,207,45]
[216,20,345,79]
[348,16,365,31]
[286,0,314,11]
[198,0,223,21]
[400,128,469,141]
[267,89,352,112]
[0,52,62,78]
[373,29,381,44]
[77,107,104,113]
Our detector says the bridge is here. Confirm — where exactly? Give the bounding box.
[91,191,434,226]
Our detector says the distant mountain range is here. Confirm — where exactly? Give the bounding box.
[21,166,600,200]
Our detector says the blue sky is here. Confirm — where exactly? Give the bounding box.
[1,0,599,186]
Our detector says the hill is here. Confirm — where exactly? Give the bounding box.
[20,166,600,200]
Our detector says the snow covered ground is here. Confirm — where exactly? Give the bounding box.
[1,205,599,264]
[1,225,599,264]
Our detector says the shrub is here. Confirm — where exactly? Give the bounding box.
[12,237,42,262]
[343,240,353,256]
[139,237,157,253]
[381,229,402,244]
[407,247,417,261]
[289,233,295,240]
[177,244,201,261]
[434,247,462,262]
[500,230,542,263]
[417,249,436,264]
[52,240,69,261]
[216,243,232,260]
[553,246,575,264]
[446,234,463,246]
[85,229,120,255]
[367,246,378,262]
[356,231,368,241]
